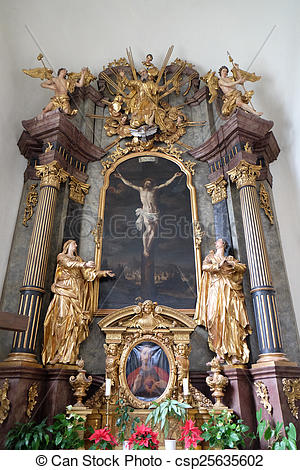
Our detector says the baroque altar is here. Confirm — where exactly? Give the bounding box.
[0,47,300,449]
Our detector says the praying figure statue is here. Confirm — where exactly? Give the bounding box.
[42,240,114,365]
[195,239,252,365]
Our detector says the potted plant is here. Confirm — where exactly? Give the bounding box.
[179,419,204,449]
[201,409,253,449]
[115,398,140,449]
[128,423,159,450]
[5,411,85,450]
[256,408,297,450]
[5,418,50,450]
[88,427,118,450]
[145,398,191,449]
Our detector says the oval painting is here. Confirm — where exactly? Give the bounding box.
[126,341,170,402]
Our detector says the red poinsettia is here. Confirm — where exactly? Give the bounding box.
[128,423,159,450]
[89,427,118,450]
[179,419,204,449]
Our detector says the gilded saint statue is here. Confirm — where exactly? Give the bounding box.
[42,240,114,365]
[195,239,252,365]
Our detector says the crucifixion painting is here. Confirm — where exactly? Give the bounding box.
[99,156,197,310]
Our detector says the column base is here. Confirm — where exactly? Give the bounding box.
[252,353,298,368]
[0,352,41,368]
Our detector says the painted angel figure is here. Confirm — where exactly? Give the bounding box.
[202,59,262,117]
[23,57,95,116]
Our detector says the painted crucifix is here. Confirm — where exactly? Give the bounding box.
[115,171,182,257]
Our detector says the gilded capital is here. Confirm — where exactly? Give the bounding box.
[205,177,227,204]
[35,161,69,190]
[227,160,261,190]
[69,177,90,205]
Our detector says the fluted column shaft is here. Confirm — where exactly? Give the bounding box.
[228,161,287,362]
[9,161,68,363]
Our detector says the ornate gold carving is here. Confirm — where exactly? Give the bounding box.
[171,58,194,69]
[105,57,129,69]
[123,300,176,332]
[206,357,229,408]
[85,384,105,410]
[254,380,272,415]
[194,221,205,249]
[189,385,213,409]
[91,218,103,249]
[23,184,38,226]
[35,161,69,190]
[69,359,93,408]
[0,379,10,424]
[69,177,90,205]
[174,343,191,386]
[205,177,227,205]
[45,142,54,153]
[244,142,252,153]
[104,343,120,390]
[282,378,300,419]
[228,160,261,190]
[259,183,274,225]
[26,383,38,418]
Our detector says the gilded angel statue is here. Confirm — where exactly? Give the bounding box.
[23,54,95,116]
[201,53,262,117]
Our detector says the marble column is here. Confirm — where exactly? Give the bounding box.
[228,160,291,364]
[6,161,68,364]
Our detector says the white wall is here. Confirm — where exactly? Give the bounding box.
[1,0,299,331]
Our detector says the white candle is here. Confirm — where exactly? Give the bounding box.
[105,378,111,396]
[183,378,189,396]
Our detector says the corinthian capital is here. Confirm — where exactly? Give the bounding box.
[35,161,69,190]
[227,160,261,190]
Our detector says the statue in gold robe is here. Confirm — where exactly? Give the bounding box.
[42,240,114,365]
[195,239,252,365]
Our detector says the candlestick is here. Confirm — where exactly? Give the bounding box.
[183,377,189,396]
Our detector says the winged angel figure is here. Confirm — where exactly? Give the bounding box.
[23,54,95,116]
[202,56,262,117]
[95,47,204,147]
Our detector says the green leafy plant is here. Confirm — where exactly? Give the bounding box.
[115,398,140,443]
[256,408,297,450]
[201,409,253,449]
[5,418,50,450]
[145,398,191,439]
[5,409,85,450]
[47,411,85,449]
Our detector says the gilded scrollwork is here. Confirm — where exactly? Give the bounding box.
[91,218,103,250]
[259,183,274,225]
[194,221,205,249]
[0,379,10,425]
[26,383,39,418]
[254,380,272,415]
[282,378,300,419]
[23,184,38,227]
[105,57,129,69]
[69,177,90,205]
[205,177,227,205]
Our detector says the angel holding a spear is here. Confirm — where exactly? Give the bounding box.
[202,53,263,117]
[23,54,95,116]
